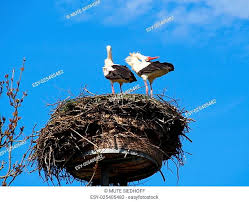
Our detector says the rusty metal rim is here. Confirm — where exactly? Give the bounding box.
[81,148,161,168]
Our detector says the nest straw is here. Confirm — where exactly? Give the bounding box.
[30,93,192,185]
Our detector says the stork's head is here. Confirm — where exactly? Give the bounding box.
[134,52,159,62]
[106,45,112,54]
[125,52,141,67]
[106,45,112,52]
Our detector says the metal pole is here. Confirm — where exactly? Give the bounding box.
[101,165,110,186]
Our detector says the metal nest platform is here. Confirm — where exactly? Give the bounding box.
[70,148,162,185]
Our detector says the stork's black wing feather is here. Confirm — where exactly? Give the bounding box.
[138,61,174,76]
[105,65,137,82]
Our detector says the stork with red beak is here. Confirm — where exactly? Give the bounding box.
[103,45,137,94]
[125,52,174,97]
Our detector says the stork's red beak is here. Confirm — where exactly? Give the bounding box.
[146,56,159,61]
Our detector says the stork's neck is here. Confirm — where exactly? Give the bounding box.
[107,49,113,61]
[105,47,114,66]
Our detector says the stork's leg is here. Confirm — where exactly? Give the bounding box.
[111,81,115,95]
[149,82,153,98]
[144,80,149,96]
[119,83,123,94]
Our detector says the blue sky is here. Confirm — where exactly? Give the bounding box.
[0,0,249,186]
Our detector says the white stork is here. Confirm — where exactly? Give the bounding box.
[103,45,137,94]
[125,52,174,97]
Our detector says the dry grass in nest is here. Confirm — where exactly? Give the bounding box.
[30,92,192,185]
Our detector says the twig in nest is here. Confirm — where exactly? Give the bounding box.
[46,96,70,107]
[86,160,99,186]
[82,85,96,96]
[181,133,192,143]
[70,128,98,148]
[159,169,166,182]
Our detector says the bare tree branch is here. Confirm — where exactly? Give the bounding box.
[0,57,36,186]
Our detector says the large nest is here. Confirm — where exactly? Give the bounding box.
[30,93,192,185]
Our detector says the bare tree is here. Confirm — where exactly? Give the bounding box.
[0,58,35,186]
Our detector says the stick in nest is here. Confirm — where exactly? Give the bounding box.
[70,128,99,149]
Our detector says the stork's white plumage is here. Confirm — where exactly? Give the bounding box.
[103,46,137,94]
[125,52,174,97]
